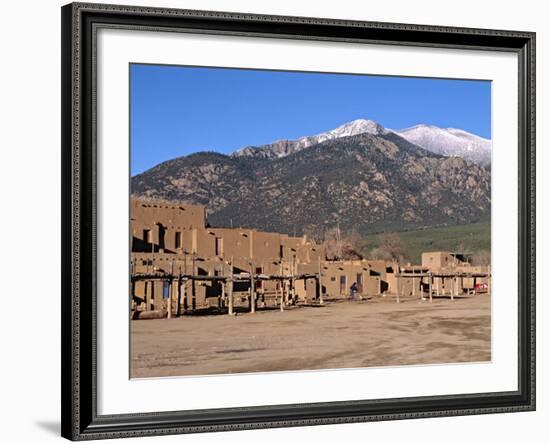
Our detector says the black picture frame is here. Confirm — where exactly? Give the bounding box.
[61,2,536,440]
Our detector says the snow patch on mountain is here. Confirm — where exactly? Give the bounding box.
[395,124,491,166]
[232,119,388,159]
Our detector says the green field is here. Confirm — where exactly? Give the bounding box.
[363,218,491,264]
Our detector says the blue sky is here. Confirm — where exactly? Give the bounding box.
[130,64,491,175]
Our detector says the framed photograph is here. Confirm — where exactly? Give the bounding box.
[61,2,535,440]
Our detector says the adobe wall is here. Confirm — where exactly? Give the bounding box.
[319,260,385,299]
[131,196,205,253]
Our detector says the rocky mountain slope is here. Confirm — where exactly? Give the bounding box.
[131,131,491,237]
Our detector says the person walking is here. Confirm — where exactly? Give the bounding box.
[350,282,358,301]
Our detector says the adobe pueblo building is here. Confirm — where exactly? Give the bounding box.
[130,197,490,319]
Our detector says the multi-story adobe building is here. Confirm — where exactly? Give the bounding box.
[130,197,489,316]
[421,251,491,295]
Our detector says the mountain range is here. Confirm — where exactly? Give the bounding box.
[131,119,491,237]
[233,119,491,166]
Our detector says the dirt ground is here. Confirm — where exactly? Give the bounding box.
[130,293,491,378]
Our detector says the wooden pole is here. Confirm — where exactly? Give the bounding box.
[183,252,188,311]
[279,261,284,312]
[451,277,455,301]
[217,264,221,309]
[286,248,293,306]
[290,255,296,305]
[395,269,403,304]
[318,256,323,305]
[144,281,149,311]
[428,272,433,303]
[166,262,173,319]
[191,253,196,311]
[260,262,265,307]
[130,280,136,312]
[130,258,135,312]
[220,261,225,309]
[176,267,182,317]
[249,261,255,314]
[228,257,234,315]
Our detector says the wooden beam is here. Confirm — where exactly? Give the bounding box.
[218,262,224,309]
[428,272,433,303]
[396,270,400,304]
[183,253,188,311]
[279,262,284,312]
[228,257,234,316]
[318,256,323,305]
[250,261,255,314]
[167,262,174,319]
[176,273,182,316]
[451,277,455,301]
[144,281,149,311]
[191,253,196,311]
[290,255,296,305]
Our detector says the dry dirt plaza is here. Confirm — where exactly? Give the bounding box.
[130,293,491,378]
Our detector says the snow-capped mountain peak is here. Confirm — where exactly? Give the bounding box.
[395,124,491,166]
[327,119,389,137]
[232,118,389,159]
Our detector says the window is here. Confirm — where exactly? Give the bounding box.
[339,275,346,295]
[162,281,170,299]
[157,224,165,250]
[143,229,151,243]
[175,231,182,249]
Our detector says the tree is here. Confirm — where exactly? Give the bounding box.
[323,226,365,260]
[369,232,410,263]
[302,223,322,244]
[471,249,491,266]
